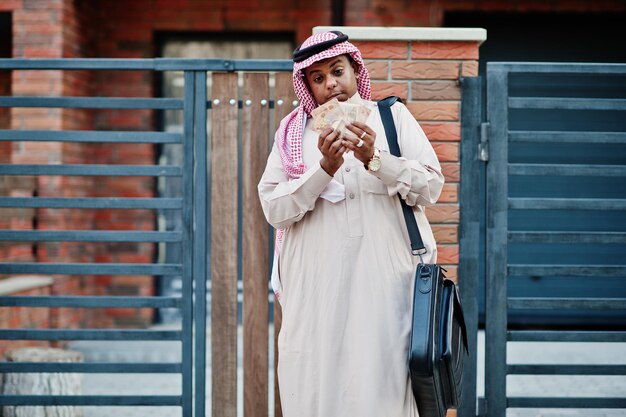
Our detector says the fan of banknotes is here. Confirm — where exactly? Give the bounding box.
[311,97,371,137]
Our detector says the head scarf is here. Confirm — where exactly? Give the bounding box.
[271,31,371,303]
[275,31,372,179]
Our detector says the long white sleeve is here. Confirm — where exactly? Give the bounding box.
[258,143,333,230]
[370,102,444,207]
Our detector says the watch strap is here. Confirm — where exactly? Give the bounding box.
[366,147,380,171]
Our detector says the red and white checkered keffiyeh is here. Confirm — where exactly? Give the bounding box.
[271,31,372,302]
[276,31,372,179]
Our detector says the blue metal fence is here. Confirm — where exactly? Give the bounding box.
[483,62,626,416]
[0,58,293,417]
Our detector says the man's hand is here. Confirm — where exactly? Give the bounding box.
[342,122,376,166]
[318,128,346,176]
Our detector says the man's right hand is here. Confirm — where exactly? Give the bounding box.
[318,128,345,176]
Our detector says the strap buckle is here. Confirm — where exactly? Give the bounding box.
[412,248,427,264]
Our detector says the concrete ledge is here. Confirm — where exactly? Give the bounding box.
[313,26,487,44]
[0,276,54,295]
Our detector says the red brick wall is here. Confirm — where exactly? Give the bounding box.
[82,0,626,52]
[347,0,626,27]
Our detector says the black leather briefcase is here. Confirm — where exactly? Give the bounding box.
[408,264,468,417]
[378,96,468,417]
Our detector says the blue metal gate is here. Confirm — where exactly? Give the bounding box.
[0,58,293,417]
[482,63,626,416]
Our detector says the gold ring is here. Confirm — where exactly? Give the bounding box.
[360,131,366,139]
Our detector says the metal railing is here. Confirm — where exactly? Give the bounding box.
[484,62,626,416]
[0,58,294,417]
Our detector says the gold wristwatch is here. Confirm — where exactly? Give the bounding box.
[366,147,381,172]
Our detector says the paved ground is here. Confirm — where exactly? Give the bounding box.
[67,327,626,417]
[475,332,626,417]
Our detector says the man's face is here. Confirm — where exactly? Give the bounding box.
[303,55,359,105]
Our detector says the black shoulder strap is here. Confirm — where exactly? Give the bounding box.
[377,96,426,255]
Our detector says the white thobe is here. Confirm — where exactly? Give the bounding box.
[258,97,444,417]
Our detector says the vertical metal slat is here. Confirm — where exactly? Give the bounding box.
[194,70,208,417]
[458,76,482,417]
[181,70,196,417]
[485,65,509,417]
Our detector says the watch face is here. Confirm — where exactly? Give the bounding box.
[368,158,381,172]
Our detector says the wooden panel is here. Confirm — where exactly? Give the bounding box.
[242,73,270,417]
[211,72,239,417]
[271,72,296,417]
[274,72,298,127]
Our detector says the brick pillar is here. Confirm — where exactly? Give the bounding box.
[314,26,485,285]
[10,0,66,283]
[9,0,98,332]
[0,9,14,265]
[6,0,154,331]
